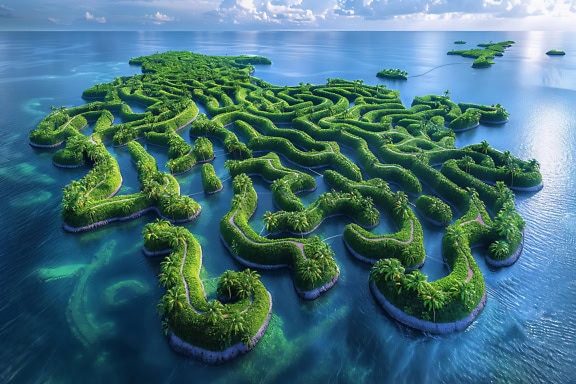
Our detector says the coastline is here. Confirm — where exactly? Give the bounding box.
[486,230,524,268]
[370,281,487,334]
[295,266,340,300]
[62,205,201,233]
[481,179,544,192]
[451,122,480,132]
[168,291,273,364]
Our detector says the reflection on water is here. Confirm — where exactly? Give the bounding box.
[0,30,575,383]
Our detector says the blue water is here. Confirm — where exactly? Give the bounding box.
[1,31,575,383]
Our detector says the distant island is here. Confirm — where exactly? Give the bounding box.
[30,50,542,362]
[546,49,566,56]
[454,40,466,44]
[448,40,515,68]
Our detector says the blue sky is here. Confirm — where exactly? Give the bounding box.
[1,0,575,30]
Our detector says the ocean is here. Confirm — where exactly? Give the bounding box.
[0,31,575,383]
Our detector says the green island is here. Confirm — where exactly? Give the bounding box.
[376,68,408,80]
[546,49,566,56]
[448,40,515,68]
[29,50,542,362]
[454,40,466,45]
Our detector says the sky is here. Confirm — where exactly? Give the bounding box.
[0,0,575,31]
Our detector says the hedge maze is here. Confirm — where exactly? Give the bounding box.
[30,50,542,361]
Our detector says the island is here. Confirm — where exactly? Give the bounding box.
[448,40,515,68]
[377,68,408,80]
[29,50,542,362]
[546,49,566,56]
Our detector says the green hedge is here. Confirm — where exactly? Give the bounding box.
[220,174,338,292]
[415,195,452,226]
[142,220,272,351]
[201,163,223,194]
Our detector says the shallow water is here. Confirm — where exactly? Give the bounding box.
[0,31,575,383]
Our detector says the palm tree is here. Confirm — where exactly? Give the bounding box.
[233,174,251,193]
[373,258,405,283]
[507,162,521,187]
[494,181,514,205]
[370,259,388,282]
[489,240,510,260]
[393,191,410,219]
[493,215,520,242]
[501,150,512,167]
[235,279,253,300]
[160,254,179,274]
[158,264,179,288]
[419,285,446,323]
[451,280,475,309]
[445,225,467,251]
[480,140,490,154]
[205,300,225,325]
[461,155,475,173]
[157,285,187,316]
[401,246,419,267]
[218,270,238,300]
[443,89,451,98]
[289,211,309,237]
[404,270,427,293]
[226,312,246,336]
[298,258,322,286]
[263,211,278,232]
[528,158,540,171]
[366,207,380,226]
[168,226,188,250]
[242,269,260,292]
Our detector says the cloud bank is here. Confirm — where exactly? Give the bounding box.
[0,0,575,30]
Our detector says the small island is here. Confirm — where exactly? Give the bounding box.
[454,40,466,44]
[377,68,408,80]
[29,49,542,362]
[546,49,566,56]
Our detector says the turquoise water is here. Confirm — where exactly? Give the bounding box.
[1,31,575,383]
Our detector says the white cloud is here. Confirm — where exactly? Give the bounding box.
[215,0,329,25]
[332,0,576,21]
[145,11,175,24]
[85,11,107,24]
[48,17,62,24]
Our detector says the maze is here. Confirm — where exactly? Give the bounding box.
[30,50,542,361]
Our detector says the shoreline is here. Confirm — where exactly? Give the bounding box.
[370,281,487,334]
[481,179,544,192]
[168,291,273,364]
[63,205,201,233]
[452,122,480,133]
[295,266,340,300]
[486,230,524,268]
